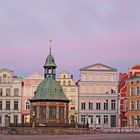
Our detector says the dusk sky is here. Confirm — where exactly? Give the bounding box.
[0,0,140,80]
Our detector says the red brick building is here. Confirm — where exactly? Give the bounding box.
[119,65,140,127]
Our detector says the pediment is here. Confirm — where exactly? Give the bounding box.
[80,63,117,71]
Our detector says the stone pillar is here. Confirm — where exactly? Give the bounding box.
[56,105,59,119]
[37,106,39,119]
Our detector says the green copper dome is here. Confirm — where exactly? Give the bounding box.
[32,76,69,102]
[44,53,57,68]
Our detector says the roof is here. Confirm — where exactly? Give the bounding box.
[80,63,117,72]
[31,76,69,102]
[128,74,140,80]
[43,53,57,68]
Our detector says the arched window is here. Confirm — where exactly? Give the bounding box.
[63,81,66,86]
[26,100,30,110]
[63,75,66,79]
[3,74,7,83]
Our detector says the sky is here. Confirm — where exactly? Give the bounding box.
[0,0,140,80]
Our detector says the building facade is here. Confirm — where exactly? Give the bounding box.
[119,64,140,127]
[125,74,140,128]
[0,69,22,127]
[57,71,78,124]
[22,72,43,124]
[78,63,118,128]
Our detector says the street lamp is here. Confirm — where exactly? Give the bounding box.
[32,111,35,128]
[86,114,89,128]
[75,113,78,128]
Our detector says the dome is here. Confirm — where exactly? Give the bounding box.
[43,53,57,68]
[32,76,69,102]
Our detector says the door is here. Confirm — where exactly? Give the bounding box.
[111,115,116,127]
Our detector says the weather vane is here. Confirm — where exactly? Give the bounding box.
[49,40,52,54]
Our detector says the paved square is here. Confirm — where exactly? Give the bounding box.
[0,134,140,140]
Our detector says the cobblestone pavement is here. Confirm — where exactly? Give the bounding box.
[0,133,140,140]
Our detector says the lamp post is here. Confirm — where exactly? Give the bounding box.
[5,113,11,134]
[86,114,89,128]
[32,111,35,128]
[75,113,78,128]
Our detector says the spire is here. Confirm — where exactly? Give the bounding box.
[49,40,52,54]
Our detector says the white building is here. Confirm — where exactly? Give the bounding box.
[57,71,78,124]
[78,63,119,128]
[0,69,22,127]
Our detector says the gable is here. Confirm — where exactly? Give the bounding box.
[80,63,117,72]
[24,72,43,80]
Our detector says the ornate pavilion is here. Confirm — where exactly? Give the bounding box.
[30,41,70,126]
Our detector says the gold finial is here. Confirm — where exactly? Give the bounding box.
[49,40,52,54]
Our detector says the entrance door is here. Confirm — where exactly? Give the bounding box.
[111,115,116,127]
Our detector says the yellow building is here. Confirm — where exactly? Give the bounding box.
[126,74,140,128]
[57,71,78,124]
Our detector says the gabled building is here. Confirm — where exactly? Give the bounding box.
[119,64,140,127]
[125,74,140,128]
[57,71,78,124]
[78,63,118,128]
[0,69,22,127]
[22,72,43,124]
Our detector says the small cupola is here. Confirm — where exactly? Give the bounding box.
[43,40,57,78]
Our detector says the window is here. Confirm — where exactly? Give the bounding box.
[111,100,116,110]
[14,88,19,96]
[63,81,66,86]
[68,81,71,86]
[0,89,3,96]
[130,87,134,96]
[13,115,18,124]
[14,101,18,110]
[137,87,140,95]
[81,115,85,124]
[7,76,11,83]
[96,102,101,110]
[89,102,93,110]
[81,102,86,110]
[6,88,11,96]
[6,101,10,110]
[0,101,2,110]
[0,115,2,124]
[59,106,64,120]
[71,106,75,110]
[89,115,93,124]
[49,106,56,119]
[63,75,66,78]
[26,100,30,109]
[130,100,134,110]
[104,100,108,110]
[137,116,140,126]
[104,115,108,124]
[137,101,140,110]
[96,115,101,124]
[3,74,7,83]
[39,106,46,119]
[130,116,134,126]
[0,77,2,83]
